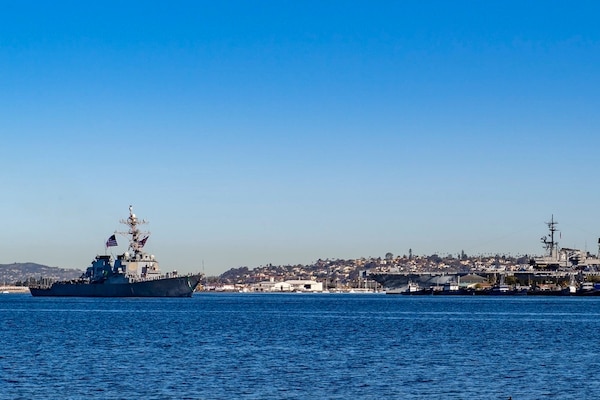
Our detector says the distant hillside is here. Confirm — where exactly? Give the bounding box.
[0,263,83,285]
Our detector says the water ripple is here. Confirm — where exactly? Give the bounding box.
[2,294,600,399]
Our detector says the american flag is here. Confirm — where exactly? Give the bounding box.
[139,236,149,248]
[106,234,118,247]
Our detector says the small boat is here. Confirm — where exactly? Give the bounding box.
[399,281,432,295]
[575,281,600,296]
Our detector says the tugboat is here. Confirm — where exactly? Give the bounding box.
[30,206,202,297]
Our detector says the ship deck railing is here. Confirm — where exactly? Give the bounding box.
[126,272,200,283]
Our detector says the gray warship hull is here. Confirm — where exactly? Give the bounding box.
[30,274,202,297]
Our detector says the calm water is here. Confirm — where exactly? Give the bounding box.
[1,293,600,399]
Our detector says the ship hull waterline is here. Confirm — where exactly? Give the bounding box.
[29,274,202,298]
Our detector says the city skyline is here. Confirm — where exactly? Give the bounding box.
[1,2,599,275]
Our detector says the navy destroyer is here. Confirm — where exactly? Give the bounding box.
[30,206,202,297]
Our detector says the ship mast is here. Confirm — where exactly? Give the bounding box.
[118,205,150,260]
[541,215,559,259]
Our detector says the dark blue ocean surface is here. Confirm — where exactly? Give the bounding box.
[2,293,600,399]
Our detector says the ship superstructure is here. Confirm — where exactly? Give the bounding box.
[533,215,561,269]
[532,215,600,270]
[30,206,202,297]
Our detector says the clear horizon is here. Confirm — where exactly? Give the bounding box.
[1,2,599,275]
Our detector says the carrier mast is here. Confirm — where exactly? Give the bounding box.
[541,215,559,259]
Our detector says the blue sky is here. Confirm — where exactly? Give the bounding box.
[1,1,599,275]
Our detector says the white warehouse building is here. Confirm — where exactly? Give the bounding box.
[250,279,323,292]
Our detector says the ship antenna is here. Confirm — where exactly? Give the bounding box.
[117,205,149,260]
[541,215,559,258]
